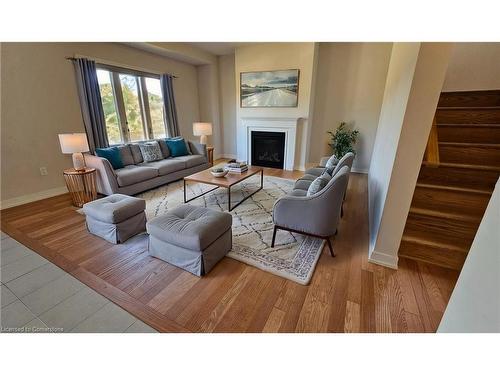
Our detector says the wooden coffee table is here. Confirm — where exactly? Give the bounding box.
[183,166,264,211]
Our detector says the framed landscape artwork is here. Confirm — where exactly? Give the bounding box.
[240,69,300,107]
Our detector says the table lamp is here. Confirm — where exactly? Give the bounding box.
[58,133,90,171]
[193,122,212,145]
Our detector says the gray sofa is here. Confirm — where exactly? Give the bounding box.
[86,141,210,196]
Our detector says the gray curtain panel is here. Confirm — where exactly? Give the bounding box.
[73,58,109,151]
[160,74,180,137]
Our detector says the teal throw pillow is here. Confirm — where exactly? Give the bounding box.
[165,138,189,157]
[95,147,123,169]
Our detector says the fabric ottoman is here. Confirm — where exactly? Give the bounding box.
[146,204,232,276]
[83,194,146,244]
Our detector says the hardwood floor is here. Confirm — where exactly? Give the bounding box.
[0,164,459,332]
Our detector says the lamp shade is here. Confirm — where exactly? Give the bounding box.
[193,122,213,136]
[58,133,89,154]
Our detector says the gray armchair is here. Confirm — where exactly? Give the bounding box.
[301,152,355,181]
[271,166,350,257]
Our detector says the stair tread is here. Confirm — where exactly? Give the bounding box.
[421,161,500,172]
[437,123,500,128]
[409,207,481,223]
[438,141,500,148]
[401,235,469,253]
[437,106,500,110]
[416,182,492,195]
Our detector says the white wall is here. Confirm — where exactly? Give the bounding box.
[368,43,453,268]
[234,43,317,170]
[0,42,201,207]
[218,54,237,158]
[310,43,392,172]
[438,178,500,333]
[443,42,500,91]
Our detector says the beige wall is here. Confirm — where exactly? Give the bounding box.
[234,43,317,169]
[368,43,453,268]
[196,63,222,152]
[218,54,237,157]
[443,42,500,91]
[1,42,200,205]
[310,43,392,172]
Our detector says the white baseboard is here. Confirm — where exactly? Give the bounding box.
[296,165,306,171]
[0,186,68,210]
[352,167,368,174]
[368,250,399,269]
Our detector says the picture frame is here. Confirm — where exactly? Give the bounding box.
[240,69,300,108]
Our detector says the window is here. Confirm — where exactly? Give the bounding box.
[97,67,167,145]
[97,70,122,145]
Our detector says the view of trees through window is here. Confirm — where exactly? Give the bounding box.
[97,70,122,144]
[97,68,166,145]
[145,77,166,139]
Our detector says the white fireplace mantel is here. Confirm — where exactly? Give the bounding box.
[240,117,299,171]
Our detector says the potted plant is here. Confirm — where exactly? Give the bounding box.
[327,122,359,160]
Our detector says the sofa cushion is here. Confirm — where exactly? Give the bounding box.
[95,147,123,169]
[83,194,145,224]
[115,165,158,187]
[117,145,135,166]
[157,139,171,158]
[297,173,317,182]
[294,179,312,191]
[173,155,207,168]
[147,204,232,252]
[303,167,326,178]
[129,144,144,164]
[143,158,186,175]
[139,141,163,162]
[289,189,307,197]
[165,137,190,157]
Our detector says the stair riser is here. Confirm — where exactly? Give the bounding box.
[437,125,500,144]
[439,144,500,167]
[418,166,499,192]
[438,90,500,107]
[412,186,491,218]
[436,108,500,124]
[404,214,478,249]
[398,240,466,270]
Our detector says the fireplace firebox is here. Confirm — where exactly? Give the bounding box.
[251,131,286,169]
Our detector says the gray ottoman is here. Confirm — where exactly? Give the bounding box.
[147,204,232,276]
[83,194,146,244]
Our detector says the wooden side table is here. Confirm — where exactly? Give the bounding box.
[63,168,97,208]
[207,146,214,166]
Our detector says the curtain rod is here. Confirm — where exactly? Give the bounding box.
[65,57,178,78]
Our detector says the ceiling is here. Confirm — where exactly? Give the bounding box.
[187,42,254,56]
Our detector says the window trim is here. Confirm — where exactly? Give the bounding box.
[96,62,160,80]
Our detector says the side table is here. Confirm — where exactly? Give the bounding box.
[207,146,214,166]
[63,168,97,208]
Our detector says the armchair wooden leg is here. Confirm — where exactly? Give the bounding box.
[326,237,335,257]
[271,225,278,248]
[341,202,344,218]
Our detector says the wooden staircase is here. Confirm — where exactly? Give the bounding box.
[398,90,500,270]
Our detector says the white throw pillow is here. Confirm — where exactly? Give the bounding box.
[324,154,338,174]
[307,175,330,196]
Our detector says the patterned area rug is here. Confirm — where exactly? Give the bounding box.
[137,174,325,285]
